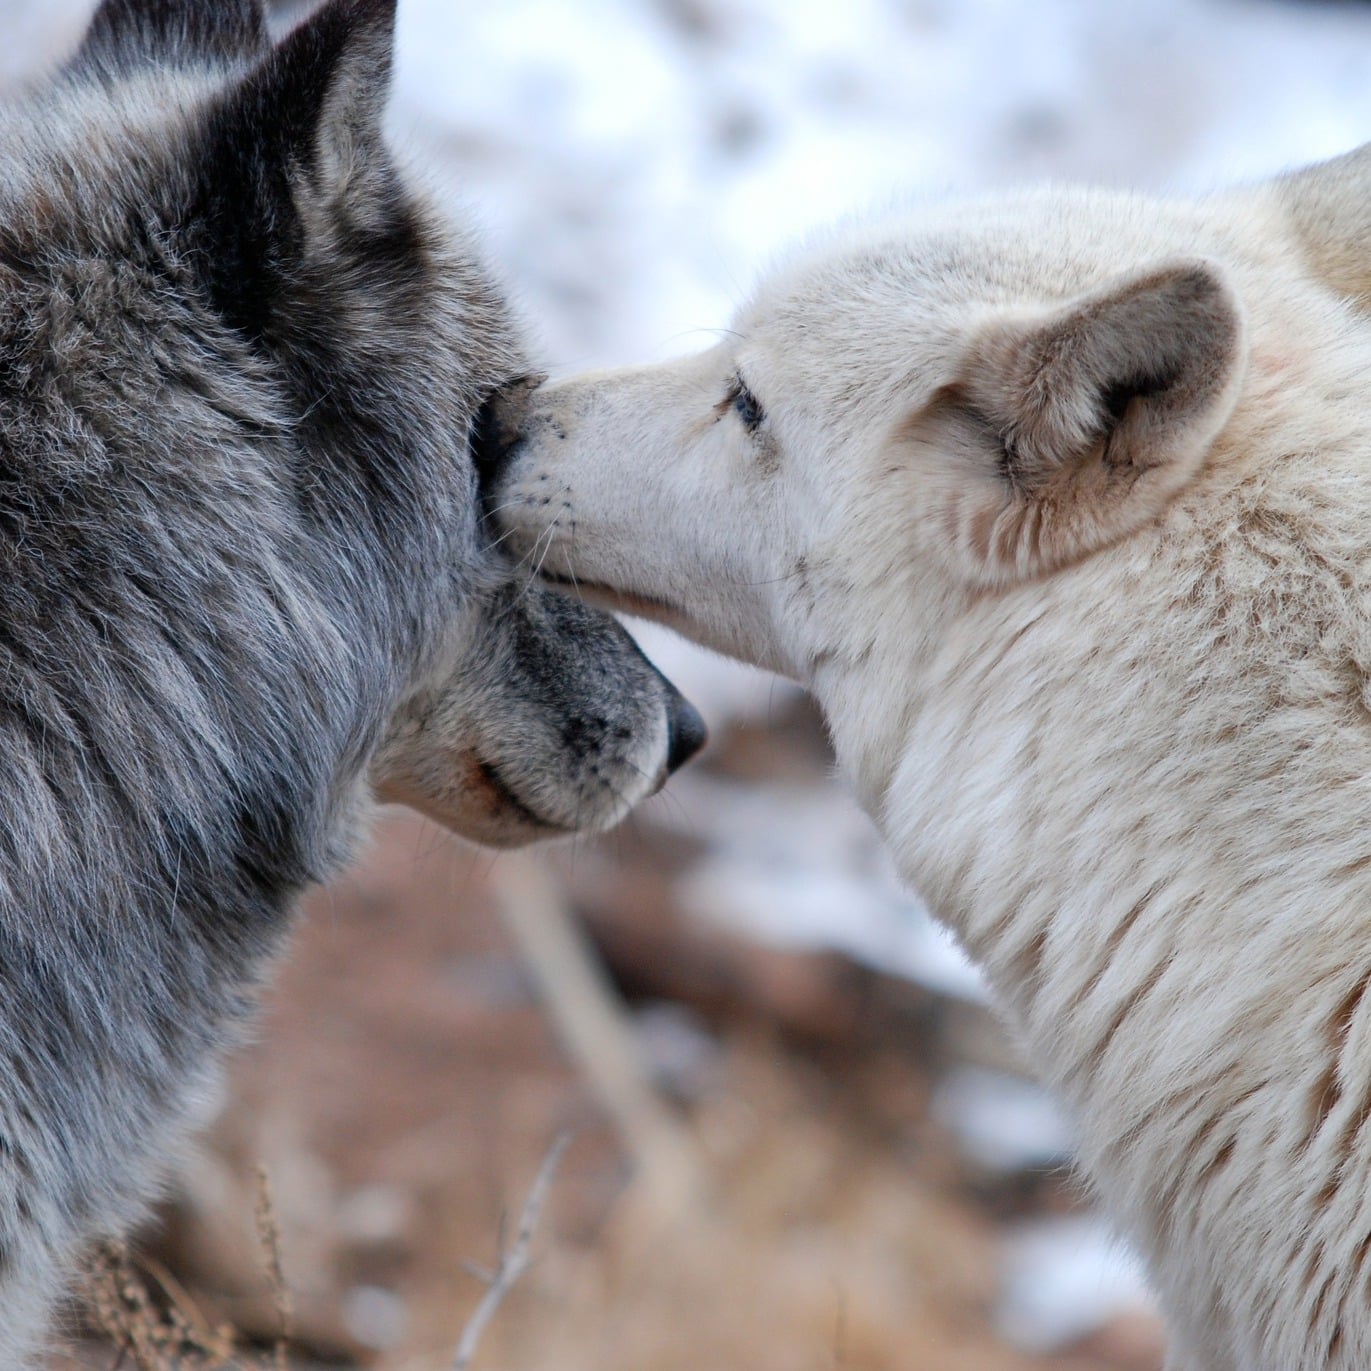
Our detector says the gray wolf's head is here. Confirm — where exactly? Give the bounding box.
[0,10,705,1357]
[35,0,702,849]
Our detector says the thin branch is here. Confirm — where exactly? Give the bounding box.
[490,857,705,1224]
[451,1131,572,1371]
[254,1165,293,1371]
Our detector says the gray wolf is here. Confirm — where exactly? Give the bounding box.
[487,146,1371,1368]
[0,0,702,1361]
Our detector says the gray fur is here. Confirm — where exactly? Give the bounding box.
[0,1,697,1359]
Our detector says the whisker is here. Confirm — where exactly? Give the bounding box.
[530,522,558,584]
[511,519,561,606]
[478,497,527,523]
[485,524,526,553]
[564,517,582,597]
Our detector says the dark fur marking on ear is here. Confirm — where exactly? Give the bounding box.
[1101,372,1171,428]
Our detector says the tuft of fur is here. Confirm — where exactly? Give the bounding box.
[0,0,698,1361]
[491,150,1371,1368]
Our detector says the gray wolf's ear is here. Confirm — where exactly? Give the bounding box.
[70,0,268,73]
[945,260,1245,582]
[189,0,401,340]
[227,0,397,206]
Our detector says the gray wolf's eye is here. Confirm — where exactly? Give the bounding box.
[727,375,765,433]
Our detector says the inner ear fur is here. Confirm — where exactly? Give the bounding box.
[944,259,1246,583]
[228,0,398,198]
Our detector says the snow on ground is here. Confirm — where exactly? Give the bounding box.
[391,0,1371,373]
[999,1215,1157,1353]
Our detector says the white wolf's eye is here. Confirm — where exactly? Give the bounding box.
[725,374,765,433]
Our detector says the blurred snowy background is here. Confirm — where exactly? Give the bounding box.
[11,0,1371,1367]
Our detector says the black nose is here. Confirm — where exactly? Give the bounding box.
[664,683,708,775]
[472,374,545,493]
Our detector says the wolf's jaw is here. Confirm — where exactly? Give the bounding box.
[539,571,688,625]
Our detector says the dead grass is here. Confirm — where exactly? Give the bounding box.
[253,1168,292,1371]
[80,1240,239,1370]
[71,1138,571,1371]
[74,1168,294,1371]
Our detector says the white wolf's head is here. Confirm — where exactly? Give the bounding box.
[485,192,1248,693]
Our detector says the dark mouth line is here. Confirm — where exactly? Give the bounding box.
[476,759,569,834]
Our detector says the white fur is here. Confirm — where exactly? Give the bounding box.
[493,152,1371,1368]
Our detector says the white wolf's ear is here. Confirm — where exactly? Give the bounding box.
[1267,142,1371,310]
[70,0,268,72]
[938,260,1245,583]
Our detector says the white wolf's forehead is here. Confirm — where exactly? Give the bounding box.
[741,185,1216,329]
[727,185,1229,418]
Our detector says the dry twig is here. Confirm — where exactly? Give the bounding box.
[490,857,706,1226]
[254,1165,293,1371]
[451,1131,572,1371]
[81,1240,235,1371]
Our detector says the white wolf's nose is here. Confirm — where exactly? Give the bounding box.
[472,374,545,492]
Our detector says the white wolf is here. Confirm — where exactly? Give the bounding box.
[487,145,1371,1368]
